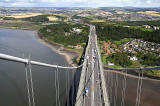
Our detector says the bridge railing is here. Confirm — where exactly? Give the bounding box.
[95,27,110,106]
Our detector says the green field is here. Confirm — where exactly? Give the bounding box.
[102,55,107,65]
[113,38,132,45]
[84,15,94,18]
[129,26,153,32]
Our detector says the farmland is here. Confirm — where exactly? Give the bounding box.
[48,16,59,21]
[137,11,160,17]
[6,13,44,18]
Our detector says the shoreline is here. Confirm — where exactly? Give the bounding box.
[0,26,39,31]
[0,27,80,66]
[35,31,80,66]
[1,27,159,80]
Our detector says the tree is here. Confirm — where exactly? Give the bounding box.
[95,23,160,44]
[39,23,89,46]
[23,15,49,22]
[107,52,132,67]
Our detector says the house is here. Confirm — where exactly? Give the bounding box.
[130,56,138,61]
[102,41,112,55]
[151,48,154,51]
[72,28,82,33]
[106,49,111,55]
[153,26,160,30]
[108,61,114,66]
[75,44,82,49]
[143,25,151,29]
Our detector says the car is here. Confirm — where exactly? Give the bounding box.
[85,88,89,97]
[93,56,96,59]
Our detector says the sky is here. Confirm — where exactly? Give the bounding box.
[0,0,160,7]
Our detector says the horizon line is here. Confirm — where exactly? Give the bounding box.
[1,6,160,8]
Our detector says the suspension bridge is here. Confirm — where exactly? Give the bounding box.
[0,25,160,106]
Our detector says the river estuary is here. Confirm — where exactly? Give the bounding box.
[0,28,160,106]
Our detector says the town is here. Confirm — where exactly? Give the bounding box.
[122,39,160,56]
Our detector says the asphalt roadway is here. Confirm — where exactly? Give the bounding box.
[83,26,103,106]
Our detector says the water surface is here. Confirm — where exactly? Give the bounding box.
[105,71,160,106]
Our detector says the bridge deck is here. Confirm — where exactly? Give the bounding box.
[75,25,110,106]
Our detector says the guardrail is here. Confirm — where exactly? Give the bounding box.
[75,25,92,106]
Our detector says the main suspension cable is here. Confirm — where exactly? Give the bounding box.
[65,68,68,106]
[135,71,141,106]
[67,68,70,106]
[121,70,127,106]
[72,69,74,106]
[56,66,61,106]
[24,64,32,106]
[55,69,57,106]
[138,70,143,106]
[110,71,113,104]
[114,72,119,106]
[28,56,36,106]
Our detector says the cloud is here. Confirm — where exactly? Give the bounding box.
[0,0,160,7]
